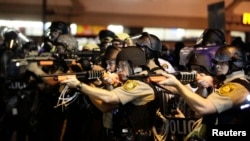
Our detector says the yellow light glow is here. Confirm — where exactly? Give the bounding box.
[242,13,250,25]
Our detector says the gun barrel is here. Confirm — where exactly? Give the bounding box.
[39,71,104,81]
[128,71,197,83]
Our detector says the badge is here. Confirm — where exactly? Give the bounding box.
[123,80,138,91]
[161,64,168,69]
[218,83,235,96]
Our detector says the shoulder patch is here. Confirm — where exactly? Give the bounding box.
[122,80,138,91]
[218,83,236,96]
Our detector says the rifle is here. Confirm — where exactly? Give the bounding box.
[128,71,197,84]
[11,50,102,67]
[39,70,104,82]
[11,52,56,66]
[54,50,103,64]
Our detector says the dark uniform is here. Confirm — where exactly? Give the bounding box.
[0,30,37,141]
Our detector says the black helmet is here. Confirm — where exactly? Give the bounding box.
[22,41,38,52]
[49,21,70,34]
[104,46,122,61]
[98,30,116,42]
[3,31,20,50]
[134,32,162,52]
[55,34,78,53]
[116,46,147,67]
[196,29,226,47]
[213,45,246,70]
[3,31,18,41]
[187,52,214,75]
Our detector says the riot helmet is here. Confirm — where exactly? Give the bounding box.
[98,29,116,51]
[3,30,19,50]
[187,52,214,75]
[49,21,70,34]
[213,45,246,73]
[22,41,38,52]
[116,46,147,81]
[116,46,147,68]
[196,29,226,47]
[134,32,162,52]
[112,32,133,47]
[104,46,122,61]
[134,32,162,60]
[98,30,116,42]
[47,21,70,42]
[103,46,122,72]
[55,34,78,53]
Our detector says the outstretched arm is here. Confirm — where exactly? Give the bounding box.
[158,73,217,115]
[27,62,62,86]
[61,76,121,104]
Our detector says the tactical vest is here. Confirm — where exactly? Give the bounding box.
[2,71,38,118]
[112,73,161,140]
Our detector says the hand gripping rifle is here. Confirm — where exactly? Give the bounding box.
[127,71,197,94]
[39,70,104,109]
[128,71,197,84]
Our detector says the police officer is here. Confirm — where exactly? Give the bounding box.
[100,45,123,141]
[187,52,215,98]
[134,32,177,140]
[98,29,116,52]
[133,32,174,73]
[112,32,133,48]
[179,28,226,70]
[0,29,38,141]
[40,21,70,53]
[61,46,159,141]
[27,34,78,141]
[158,45,250,140]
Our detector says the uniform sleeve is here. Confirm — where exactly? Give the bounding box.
[207,82,249,113]
[112,80,155,105]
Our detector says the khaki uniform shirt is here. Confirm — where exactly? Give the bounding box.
[112,80,155,106]
[207,70,249,113]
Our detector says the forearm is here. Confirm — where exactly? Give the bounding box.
[29,65,60,86]
[88,95,118,113]
[78,82,120,104]
[175,81,216,115]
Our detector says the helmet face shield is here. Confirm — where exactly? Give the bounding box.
[46,21,70,42]
[133,32,162,52]
[117,61,132,81]
[46,29,62,42]
[116,46,147,68]
[188,53,214,75]
[106,60,116,72]
[3,31,20,50]
[213,45,246,74]
[196,29,226,46]
[55,34,78,53]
